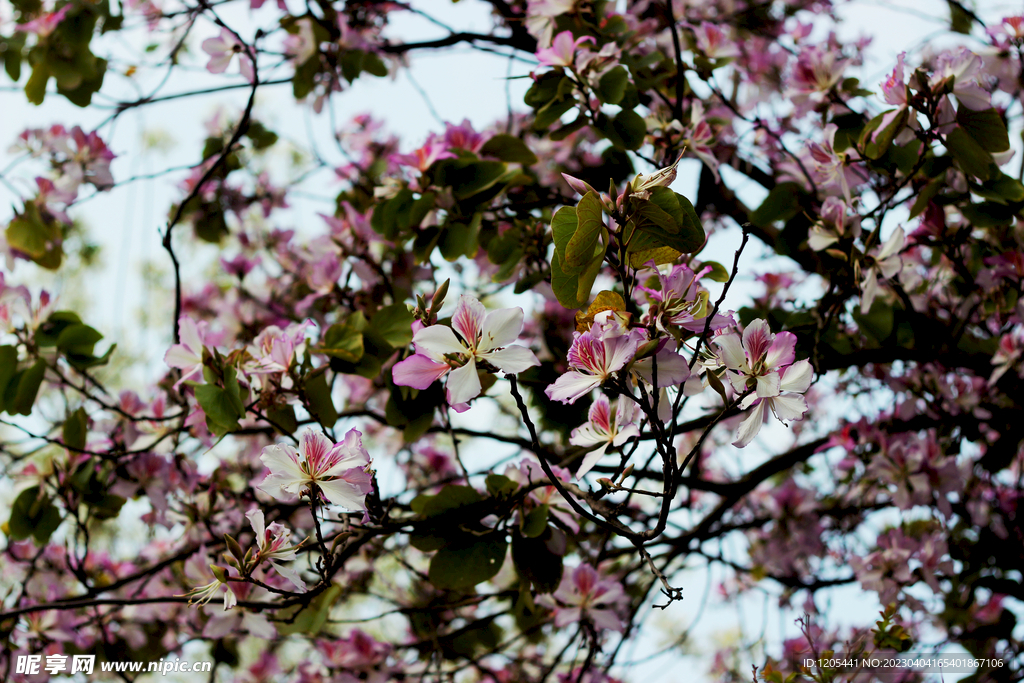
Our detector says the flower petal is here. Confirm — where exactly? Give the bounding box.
[414,324,468,357]
[479,306,524,352]
[446,357,482,405]
[392,354,449,390]
[545,371,602,405]
[769,393,808,421]
[780,359,813,393]
[714,333,747,371]
[451,295,486,348]
[575,443,609,479]
[732,400,768,448]
[764,332,796,370]
[318,468,372,510]
[481,345,540,373]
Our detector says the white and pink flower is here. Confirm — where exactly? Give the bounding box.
[535,30,595,68]
[569,394,639,479]
[245,509,306,592]
[545,313,643,405]
[392,295,540,407]
[259,429,372,510]
[164,315,213,388]
[201,28,254,83]
[540,564,629,632]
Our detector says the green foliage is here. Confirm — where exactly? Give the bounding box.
[276,585,343,636]
[428,532,507,590]
[512,526,564,594]
[750,182,804,228]
[479,135,538,165]
[956,107,1010,153]
[63,407,88,451]
[303,370,338,428]
[5,203,62,270]
[597,66,629,105]
[945,126,993,180]
[194,366,246,437]
[8,486,62,545]
[411,485,483,518]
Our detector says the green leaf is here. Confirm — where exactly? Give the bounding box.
[266,404,299,435]
[440,215,481,261]
[411,485,483,518]
[485,474,518,499]
[512,528,564,593]
[974,173,1024,204]
[56,324,103,356]
[534,97,576,130]
[597,66,629,105]
[909,177,944,219]
[862,108,908,160]
[522,504,549,538]
[25,62,49,105]
[551,248,600,310]
[957,107,1010,153]
[362,52,388,77]
[750,182,803,228]
[524,72,567,109]
[428,533,507,589]
[277,584,342,636]
[703,260,731,282]
[63,407,88,451]
[0,346,17,412]
[551,206,578,261]
[321,312,366,363]
[945,126,994,180]
[435,160,508,200]
[564,191,604,273]
[961,201,1016,228]
[479,134,538,165]
[303,371,338,427]
[194,384,243,436]
[852,301,894,343]
[948,0,973,34]
[610,109,647,150]
[11,359,45,416]
[8,486,62,545]
[366,304,414,351]
[6,203,60,261]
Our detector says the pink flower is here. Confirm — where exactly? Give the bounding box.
[690,22,739,59]
[244,320,311,376]
[535,30,595,68]
[714,318,797,399]
[544,311,638,403]
[569,394,640,478]
[640,262,731,334]
[16,5,70,37]
[164,315,212,388]
[714,319,813,447]
[444,119,486,153]
[729,360,812,448]
[201,28,255,82]
[392,135,456,172]
[807,124,862,202]
[245,509,306,592]
[930,48,990,111]
[258,429,373,510]
[392,295,540,406]
[540,564,628,632]
[860,226,905,314]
